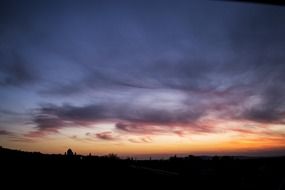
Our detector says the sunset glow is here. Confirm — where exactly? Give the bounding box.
[1,0,285,157]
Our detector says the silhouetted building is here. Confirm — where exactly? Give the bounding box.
[66,148,74,157]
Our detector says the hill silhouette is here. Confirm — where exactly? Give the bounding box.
[1,146,285,189]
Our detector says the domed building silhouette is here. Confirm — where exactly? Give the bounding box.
[66,148,74,157]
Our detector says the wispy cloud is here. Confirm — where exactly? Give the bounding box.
[1,0,285,156]
[128,137,152,143]
[95,131,118,141]
[0,129,12,136]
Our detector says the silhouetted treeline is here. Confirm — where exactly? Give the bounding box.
[1,146,285,190]
[0,146,121,161]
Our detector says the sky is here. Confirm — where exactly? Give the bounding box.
[0,0,285,157]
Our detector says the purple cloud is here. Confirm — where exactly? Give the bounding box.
[96,131,118,141]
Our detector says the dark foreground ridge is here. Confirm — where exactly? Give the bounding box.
[1,146,285,189]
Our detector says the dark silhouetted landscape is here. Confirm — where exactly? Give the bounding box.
[1,1,285,189]
[1,146,285,189]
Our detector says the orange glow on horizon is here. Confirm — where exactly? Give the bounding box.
[1,120,285,157]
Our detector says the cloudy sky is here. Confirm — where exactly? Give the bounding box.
[0,0,285,157]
